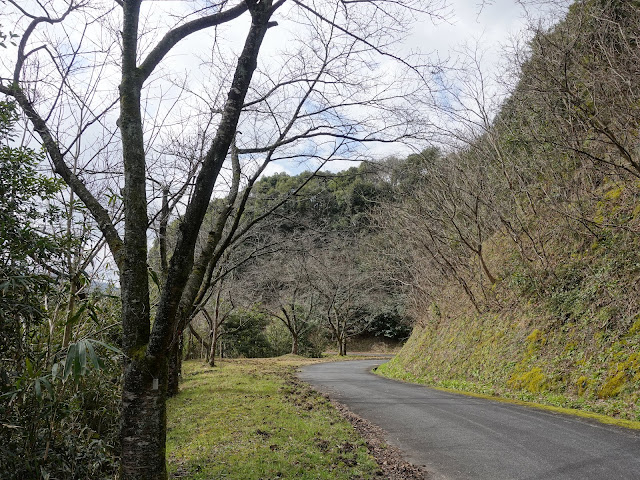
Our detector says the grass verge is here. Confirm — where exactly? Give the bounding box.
[376,361,640,430]
[167,356,381,479]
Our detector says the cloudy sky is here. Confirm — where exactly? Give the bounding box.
[276,0,535,174]
[3,1,549,177]
[130,0,544,177]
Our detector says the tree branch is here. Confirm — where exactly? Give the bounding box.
[0,84,124,270]
[137,2,249,84]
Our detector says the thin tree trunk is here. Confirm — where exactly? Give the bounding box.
[159,187,169,282]
[62,277,77,348]
[208,337,217,367]
[62,184,76,349]
[203,307,219,367]
[177,334,183,375]
[291,333,299,355]
[478,246,496,285]
[187,323,210,356]
[208,319,218,367]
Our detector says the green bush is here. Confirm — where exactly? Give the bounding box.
[0,343,121,480]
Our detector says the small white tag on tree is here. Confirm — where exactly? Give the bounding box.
[152,378,159,390]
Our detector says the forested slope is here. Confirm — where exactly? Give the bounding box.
[377,0,640,421]
[159,163,412,366]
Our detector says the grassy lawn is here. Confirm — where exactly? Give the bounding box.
[167,357,381,479]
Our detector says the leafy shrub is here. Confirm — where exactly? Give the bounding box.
[0,341,121,480]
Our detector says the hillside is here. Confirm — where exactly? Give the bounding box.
[379,192,640,420]
[376,0,640,422]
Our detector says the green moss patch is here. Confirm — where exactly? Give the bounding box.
[378,305,640,424]
[376,362,640,430]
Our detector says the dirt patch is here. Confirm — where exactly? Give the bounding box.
[329,398,431,480]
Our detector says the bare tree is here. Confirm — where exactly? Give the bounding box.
[200,283,235,367]
[302,237,375,355]
[1,0,444,476]
[254,247,318,355]
[512,0,640,179]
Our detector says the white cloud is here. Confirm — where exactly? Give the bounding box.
[261,161,290,177]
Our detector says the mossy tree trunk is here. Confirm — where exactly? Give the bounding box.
[120,2,276,475]
[120,357,168,479]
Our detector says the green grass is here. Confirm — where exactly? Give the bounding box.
[167,357,380,479]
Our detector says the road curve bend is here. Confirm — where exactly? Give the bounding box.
[298,359,640,480]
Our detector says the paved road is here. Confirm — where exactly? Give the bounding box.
[298,360,640,480]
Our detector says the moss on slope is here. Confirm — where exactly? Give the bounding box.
[380,182,640,423]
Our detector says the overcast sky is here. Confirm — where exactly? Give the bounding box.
[3,1,545,176]
[414,0,526,64]
[263,0,535,174]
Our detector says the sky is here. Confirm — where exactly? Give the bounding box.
[266,0,536,175]
[2,0,545,177]
[131,0,542,177]
[411,0,526,61]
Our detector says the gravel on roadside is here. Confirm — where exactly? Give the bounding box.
[329,398,430,480]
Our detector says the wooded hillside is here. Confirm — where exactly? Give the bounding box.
[378,0,640,421]
[163,163,412,364]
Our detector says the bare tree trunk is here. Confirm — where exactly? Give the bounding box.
[177,334,183,377]
[208,340,216,367]
[478,247,496,285]
[118,0,160,471]
[62,277,77,348]
[187,323,210,360]
[120,357,167,480]
[291,333,299,355]
[338,338,347,356]
[62,183,77,349]
[167,334,182,397]
[208,321,218,367]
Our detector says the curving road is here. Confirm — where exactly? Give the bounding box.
[298,360,640,480]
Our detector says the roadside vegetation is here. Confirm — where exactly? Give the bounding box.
[167,357,380,480]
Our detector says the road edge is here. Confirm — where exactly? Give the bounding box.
[326,395,431,480]
[373,364,640,431]
[296,361,431,479]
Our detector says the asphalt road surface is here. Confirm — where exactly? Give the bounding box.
[298,360,640,480]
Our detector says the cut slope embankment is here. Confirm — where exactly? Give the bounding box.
[379,187,640,423]
[379,307,640,423]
